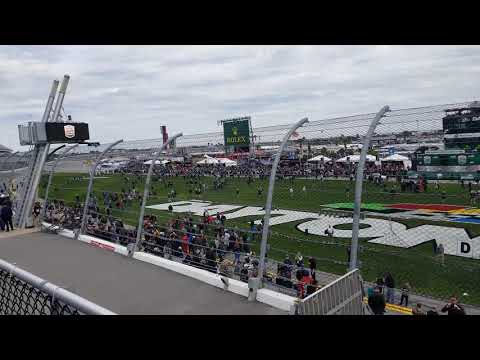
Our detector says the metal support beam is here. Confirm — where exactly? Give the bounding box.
[41,80,60,122]
[350,106,390,271]
[75,140,123,241]
[51,75,69,123]
[15,78,69,228]
[256,117,309,296]
[132,133,183,256]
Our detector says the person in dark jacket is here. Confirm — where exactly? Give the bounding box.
[441,297,466,315]
[308,257,317,281]
[384,272,395,304]
[368,287,386,315]
[0,203,14,232]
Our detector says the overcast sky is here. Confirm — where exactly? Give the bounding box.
[1,45,480,151]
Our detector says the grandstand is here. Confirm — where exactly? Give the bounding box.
[0,144,12,154]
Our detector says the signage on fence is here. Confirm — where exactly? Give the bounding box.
[90,240,115,252]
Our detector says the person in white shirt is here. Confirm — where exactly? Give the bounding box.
[223,231,230,248]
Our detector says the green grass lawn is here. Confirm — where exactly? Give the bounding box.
[40,172,480,305]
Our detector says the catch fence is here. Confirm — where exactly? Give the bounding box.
[2,100,480,312]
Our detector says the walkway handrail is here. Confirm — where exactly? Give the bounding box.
[0,257,115,315]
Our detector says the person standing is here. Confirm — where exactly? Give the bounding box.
[384,272,395,304]
[1,201,14,232]
[399,282,410,307]
[368,287,386,315]
[308,257,317,282]
[437,243,445,266]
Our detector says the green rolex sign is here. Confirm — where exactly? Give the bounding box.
[223,119,250,146]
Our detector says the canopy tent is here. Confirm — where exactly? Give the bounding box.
[217,158,238,167]
[336,154,376,163]
[196,157,220,165]
[380,153,412,168]
[307,155,332,162]
[380,153,409,162]
[143,159,170,165]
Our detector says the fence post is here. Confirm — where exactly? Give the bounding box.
[132,133,183,256]
[255,118,309,298]
[75,140,123,241]
[350,106,390,271]
[40,144,80,223]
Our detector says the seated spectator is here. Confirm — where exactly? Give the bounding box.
[441,296,466,315]
[412,303,426,315]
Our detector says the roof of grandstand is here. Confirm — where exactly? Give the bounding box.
[0,144,12,153]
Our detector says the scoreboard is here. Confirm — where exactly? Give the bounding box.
[443,107,480,150]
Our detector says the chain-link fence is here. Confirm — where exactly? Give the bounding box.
[5,100,480,313]
[0,258,115,315]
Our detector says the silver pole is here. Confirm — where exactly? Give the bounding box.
[40,144,80,222]
[75,140,123,241]
[41,80,60,122]
[257,118,309,292]
[51,75,69,122]
[350,106,389,271]
[132,133,183,256]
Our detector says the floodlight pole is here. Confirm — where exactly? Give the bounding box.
[132,133,183,256]
[254,117,309,299]
[350,106,390,271]
[75,140,123,241]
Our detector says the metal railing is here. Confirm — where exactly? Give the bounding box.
[296,269,365,315]
[0,258,115,315]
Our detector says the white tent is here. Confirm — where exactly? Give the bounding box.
[336,154,376,163]
[307,155,332,162]
[380,154,412,168]
[197,157,220,165]
[380,153,409,162]
[143,159,170,165]
[217,158,238,167]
